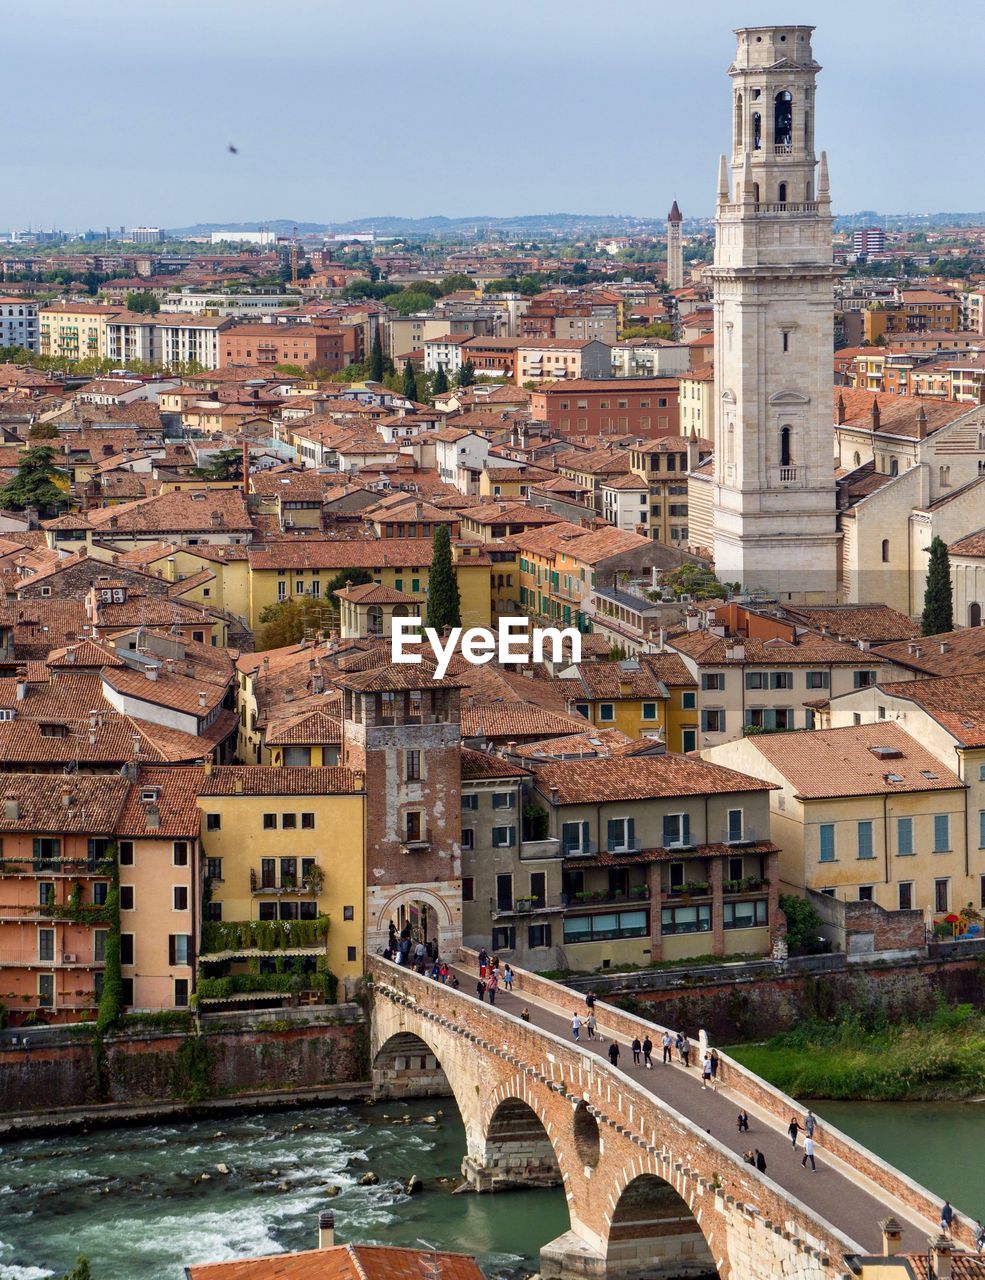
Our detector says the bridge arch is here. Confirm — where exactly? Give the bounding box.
[606,1172,719,1280]
[480,1094,563,1190]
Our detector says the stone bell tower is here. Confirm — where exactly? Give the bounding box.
[709,25,840,601]
[666,200,683,290]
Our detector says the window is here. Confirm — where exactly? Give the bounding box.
[701,709,726,733]
[282,813,297,830]
[565,909,648,942]
[462,877,475,902]
[528,923,552,949]
[701,673,724,691]
[607,817,637,852]
[746,671,767,690]
[169,934,191,966]
[853,670,878,689]
[492,825,516,848]
[173,886,188,911]
[496,874,513,910]
[33,837,61,869]
[301,812,315,830]
[346,946,357,963]
[819,824,836,862]
[642,702,657,721]
[492,791,516,810]
[492,926,515,951]
[780,425,792,467]
[405,810,424,842]
[340,904,354,923]
[933,814,951,853]
[118,840,134,866]
[598,703,615,722]
[461,793,478,811]
[857,820,874,860]
[727,809,743,842]
[206,813,221,831]
[263,813,277,830]
[206,901,222,922]
[663,812,691,847]
[682,691,696,710]
[934,878,950,913]
[38,974,54,1008]
[93,882,108,906]
[172,841,189,867]
[120,885,135,910]
[562,820,591,855]
[94,930,108,962]
[461,828,474,849]
[881,539,890,563]
[284,746,311,767]
[406,750,421,781]
[898,882,913,911]
[660,904,711,935]
[174,979,190,1008]
[806,671,829,690]
[574,702,590,719]
[897,817,914,856]
[38,881,55,909]
[38,928,54,962]
[120,934,135,965]
[858,885,874,902]
[723,899,767,929]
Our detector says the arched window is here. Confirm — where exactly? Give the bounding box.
[734,92,744,150]
[803,108,810,150]
[780,425,793,467]
[939,465,950,488]
[752,111,762,150]
[774,91,793,147]
[881,539,890,563]
[853,451,861,467]
[753,182,760,205]
[805,179,813,201]
[890,458,899,477]
[727,423,735,464]
[970,603,983,628]
[778,182,787,204]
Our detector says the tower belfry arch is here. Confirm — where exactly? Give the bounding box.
[709,26,840,601]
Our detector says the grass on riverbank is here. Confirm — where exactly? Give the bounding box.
[728,1001,985,1101]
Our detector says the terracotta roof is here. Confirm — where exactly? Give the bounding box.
[86,489,253,534]
[334,666,462,693]
[743,722,964,799]
[198,766,362,796]
[875,675,985,748]
[460,747,529,780]
[116,767,203,838]
[102,665,229,716]
[534,752,774,805]
[835,388,970,438]
[665,629,884,667]
[781,604,919,644]
[247,539,432,572]
[461,701,606,742]
[185,1244,486,1280]
[870,628,985,678]
[950,528,985,557]
[0,773,129,833]
[263,708,342,747]
[513,727,633,759]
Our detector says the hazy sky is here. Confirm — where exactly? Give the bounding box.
[5,0,984,230]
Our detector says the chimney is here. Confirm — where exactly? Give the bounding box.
[725,641,745,662]
[15,680,27,701]
[685,612,700,632]
[234,775,244,794]
[145,803,160,830]
[61,784,74,810]
[4,792,19,822]
[145,664,159,681]
[198,690,207,708]
[930,1235,953,1280]
[317,1210,335,1250]
[284,687,293,703]
[879,1217,902,1257]
[836,392,846,425]
[940,641,949,654]
[916,402,929,439]
[870,396,881,431]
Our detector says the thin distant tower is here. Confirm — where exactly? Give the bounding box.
[666,200,683,289]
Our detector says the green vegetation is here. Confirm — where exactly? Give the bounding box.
[255,596,339,650]
[201,916,329,953]
[125,290,160,314]
[619,323,674,341]
[921,535,953,635]
[50,881,115,926]
[192,447,243,482]
[438,273,477,294]
[28,421,60,440]
[174,1034,215,1103]
[0,445,69,516]
[370,329,384,382]
[95,878,122,1035]
[729,1002,985,1101]
[426,523,461,633]
[655,562,735,601]
[432,363,449,395]
[779,893,823,951]
[402,358,418,401]
[455,358,475,388]
[197,969,337,1001]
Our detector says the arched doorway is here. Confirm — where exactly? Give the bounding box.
[372,885,460,957]
[970,602,982,628]
[482,1097,561,1189]
[607,1173,718,1279]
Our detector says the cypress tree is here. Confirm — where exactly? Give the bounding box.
[455,358,476,387]
[402,359,418,401]
[370,330,384,382]
[432,363,449,394]
[921,535,953,636]
[426,523,461,633]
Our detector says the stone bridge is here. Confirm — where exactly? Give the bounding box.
[368,954,973,1280]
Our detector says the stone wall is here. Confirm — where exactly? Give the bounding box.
[0,1005,368,1117]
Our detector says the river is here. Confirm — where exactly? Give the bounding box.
[3,1097,983,1279]
[0,1100,569,1280]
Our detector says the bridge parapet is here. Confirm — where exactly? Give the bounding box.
[368,955,855,1280]
[453,947,977,1259]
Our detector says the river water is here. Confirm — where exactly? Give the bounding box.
[3,1098,983,1279]
[0,1100,569,1280]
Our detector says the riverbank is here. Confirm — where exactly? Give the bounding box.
[728,1002,985,1100]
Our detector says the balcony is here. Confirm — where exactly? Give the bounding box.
[561,839,599,859]
[520,836,560,859]
[773,142,793,155]
[250,865,323,896]
[607,837,642,854]
[566,885,651,910]
[778,466,798,482]
[401,838,431,854]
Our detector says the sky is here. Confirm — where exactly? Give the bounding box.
[4,0,984,231]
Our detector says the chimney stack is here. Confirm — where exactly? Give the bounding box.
[4,793,19,822]
[879,1217,902,1256]
[318,1210,335,1250]
[930,1235,953,1280]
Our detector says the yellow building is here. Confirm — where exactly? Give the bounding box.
[550,653,697,752]
[197,765,366,992]
[89,542,252,625]
[705,723,970,926]
[39,303,122,361]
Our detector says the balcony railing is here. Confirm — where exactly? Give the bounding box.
[250,866,323,895]
[561,839,599,858]
[607,837,642,853]
[779,466,798,482]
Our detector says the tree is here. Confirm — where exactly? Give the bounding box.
[432,363,449,395]
[193,448,243,482]
[921,536,953,636]
[388,289,439,315]
[425,524,461,634]
[656,562,729,601]
[370,329,384,383]
[325,566,373,599]
[455,359,475,388]
[255,597,339,650]
[0,445,68,516]
[402,359,418,402]
[28,421,60,440]
[125,291,160,315]
[439,273,477,295]
[779,894,824,953]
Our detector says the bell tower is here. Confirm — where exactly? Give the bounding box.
[666,200,683,290]
[710,25,840,601]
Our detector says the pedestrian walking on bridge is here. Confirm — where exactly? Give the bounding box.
[801,1136,816,1172]
[571,1012,582,1041]
[803,1109,816,1139]
[788,1117,800,1149]
[631,1037,641,1065]
[642,1036,653,1068]
[941,1201,954,1236]
[586,1013,597,1039]
[662,1031,673,1064]
[608,1041,620,1068]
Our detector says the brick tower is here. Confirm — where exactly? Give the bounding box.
[666,200,683,290]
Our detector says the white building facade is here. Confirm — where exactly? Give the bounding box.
[0,297,39,352]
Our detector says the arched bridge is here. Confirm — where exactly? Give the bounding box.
[368,954,972,1280]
